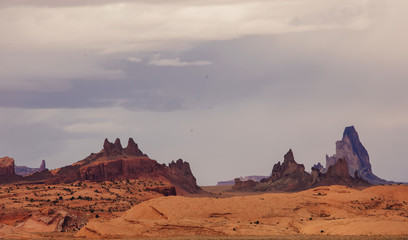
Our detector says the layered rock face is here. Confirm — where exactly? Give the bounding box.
[326,126,389,185]
[15,160,47,176]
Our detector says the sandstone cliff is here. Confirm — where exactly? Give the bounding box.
[325,126,390,185]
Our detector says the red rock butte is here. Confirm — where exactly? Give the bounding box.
[0,138,202,194]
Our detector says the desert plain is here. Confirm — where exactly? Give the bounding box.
[0,182,407,239]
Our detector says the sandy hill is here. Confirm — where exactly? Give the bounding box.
[77,185,408,238]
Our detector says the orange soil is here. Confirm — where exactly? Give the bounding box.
[0,178,174,238]
[77,185,408,238]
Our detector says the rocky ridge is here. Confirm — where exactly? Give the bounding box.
[0,138,201,194]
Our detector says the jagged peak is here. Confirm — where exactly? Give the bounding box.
[103,138,113,150]
[124,138,144,156]
[127,138,137,148]
[114,138,123,150]
[283,149,295,163]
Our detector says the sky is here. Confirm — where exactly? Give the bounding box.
[0,0,407,185]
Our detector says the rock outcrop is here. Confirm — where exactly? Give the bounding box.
[39,160,46,171]
[0,157,15,176]
[234,150,312,192]
[15,160,47,176]
[316,158,370,187]
[325,126,389,185]
[233,149,371,192]
[260,149,312,191]
[0,157,23,183]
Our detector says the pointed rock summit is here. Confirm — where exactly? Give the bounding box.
[270,149,306,181]
[113,138,123,150]
[39,160,46,171]
[326,126,389,184]
[124,138,144,156]
[103,138,145,157]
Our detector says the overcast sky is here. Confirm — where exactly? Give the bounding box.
[0,0,407,185]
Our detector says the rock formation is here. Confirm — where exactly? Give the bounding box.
[1,138,201,194]
[0,157,23,183]
[316,158,370,187]
[53,138,202,194]
[234,149,312,192]
[325,126,389,185]
[260,149,313,191]
[39,160,46,171]
[233,149,371,192]
[0,157,15,176]
[15,160,47,176]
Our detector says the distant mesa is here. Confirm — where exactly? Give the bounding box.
[0,138,201,195]
[217,175,269,186]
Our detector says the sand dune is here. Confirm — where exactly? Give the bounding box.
[77,185,408,238]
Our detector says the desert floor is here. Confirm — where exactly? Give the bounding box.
[77,185,408,239]
[0,183,407,239]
